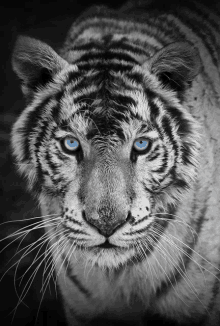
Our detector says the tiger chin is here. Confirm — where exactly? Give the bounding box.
[10,0,220,325]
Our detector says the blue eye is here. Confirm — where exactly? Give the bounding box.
[63,137,80,152]
[133,138,150,152]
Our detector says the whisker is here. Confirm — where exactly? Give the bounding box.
[0,216,61,246]
[0,214,59,227]
[165,232,220,281]
[153,213,198,240]
[11,257,45,321]
[36,234,69,324]
[135,240,157,292]
[0,220,62,274]
[18,229,64,287]
[153,223,208,285]
[41,235,68,293]
[151,229,211,314]
[13,231,60,306]
[13,232,51,304]
[63,240,77,286]
[40,234,65,290]
[1,220,63,314]
[140,236,190,308]
[12,231,63,312]
[154,221,188,269]
[151,230,201,297]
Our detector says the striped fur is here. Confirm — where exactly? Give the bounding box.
[11,1,220,325]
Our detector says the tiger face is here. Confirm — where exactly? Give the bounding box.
[11,36,201,270]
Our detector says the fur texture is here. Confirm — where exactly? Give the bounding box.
[11,1,220,325]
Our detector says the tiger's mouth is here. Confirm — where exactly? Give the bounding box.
[60,223,129,250]
[87,240,129,251]
[95,240,118,249]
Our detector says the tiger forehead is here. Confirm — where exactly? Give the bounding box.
[59,38,154,122]
[60,109,151,142]
[57,68,154,137]
[57,39,161,138]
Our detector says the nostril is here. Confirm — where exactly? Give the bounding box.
[82,210,86,221]
[82,210,131,237]
[126,211,136,225]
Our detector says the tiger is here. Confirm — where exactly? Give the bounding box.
[10,0,220,325]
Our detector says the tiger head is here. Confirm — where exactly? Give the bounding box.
[11,35,201,269]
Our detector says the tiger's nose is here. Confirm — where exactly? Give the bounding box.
[83,210,132,237]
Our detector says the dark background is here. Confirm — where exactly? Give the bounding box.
[0,1,219,326]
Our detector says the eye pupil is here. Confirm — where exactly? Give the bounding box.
[133,138,151,153]
[63,138,80,152]
[137,140,147,148]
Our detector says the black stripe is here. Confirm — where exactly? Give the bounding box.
[144,13,187,43]
[124,208,173,266]
[129,219,169,264]
[76,61,134,73]
[72,35,149,58]
[207,261,220,314]
[165,106,183,123]
[35,112,54,154]
[125,224,153,236]
[132,216,149,227]
[16,126,31,162]
[55,149,70,163]
[148,145,161,161]
[33,116,54,194]
[156,199,208,299]
[63,224,87,235]
[33,110,56,180]
[58,121,75,133]
[160,116,177,148]
[69,75,98,94]
[19,97,51,162]
[173,178,189,191]
[43,185,58,197]
[65,215,83,227]
[143,183,158,195]
[61,253,92,298]
[65,70,82,85]
[35,122,60,189]
[73,42,103,52]
[161,116,174,141]
[126,71,144,86]
[73,90,97,106]
[177,9,218,67]
[58,181,72,199]
[148,8,218,79]
[45,151,59,175]
[73,16,166,47]
[146,92,161,122]
[110,41,150,57]
[182,1,220,39]
[152,148,169,174]
[161,115,180,165]
[75,51,139,65]
[113,93,137,108]
[177,118,192,137]
[181,143,193,166]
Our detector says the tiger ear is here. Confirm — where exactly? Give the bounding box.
[146,42,201,94]
[12,36,69,99]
